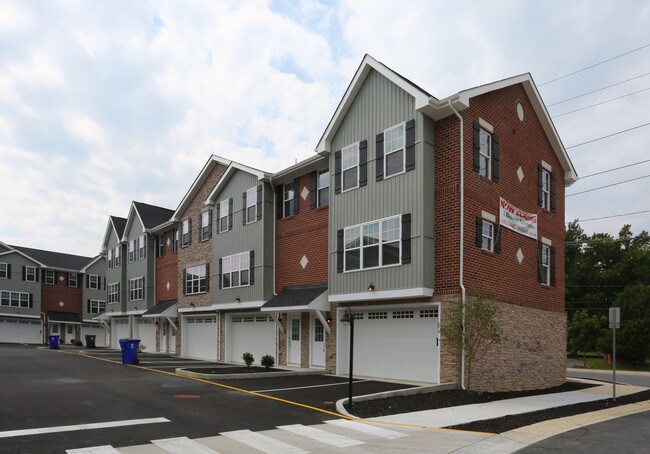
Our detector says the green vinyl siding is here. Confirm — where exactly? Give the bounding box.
[0,251,41,316]
[124,221,155,312]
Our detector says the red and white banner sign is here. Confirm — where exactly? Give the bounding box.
[499,197,537,239]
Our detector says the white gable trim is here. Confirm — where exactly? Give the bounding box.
[0,249,45,267]
[204,162,270,206]
[80,255,105,273]
[121,202,146,242]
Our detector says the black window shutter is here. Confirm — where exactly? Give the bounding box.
[276,186,283,219]
[310,171,317,209]
[205,263,210,291]
[182,269,187,295]
[550,172,557,213]
[494,226,502,253]
[103,277,106,290]
[473,120,481,172]
[401,213,411,264]
[292,179,299,215]
[492,134,500,182]
[359,140,368,187]
[405,119,416,171]
[334,150,342,194]
[256,184,263,220]
[228,197,233,230]
[6,264,10,279]
[216,204,221,232]
[537,242,543,283]
[376,133,384,181]
[87,299,91,313]
[29,293,33,308]
[249,250,255,284]
[476,217,483,247]
[198,213,203,241]
[188,219,192,245]
[242,190,247,225]
[336,229,344,273]
[142,276,145,299]
[537,164,544,207]
[550,246,557,287]
[218,259,223,289]
[22,266,25,281]
[208,210,213,239]
[36,269,39,283]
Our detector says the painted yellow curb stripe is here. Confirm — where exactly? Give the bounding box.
[59,349,493,435]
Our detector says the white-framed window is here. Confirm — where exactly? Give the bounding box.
[318,169,329,207]
[200,210,211,241]
[384,123,405,178]
[107,249,113,269]
[218,199,230,233]
[89,300,106,314]
[68,273,78,287]
[185,264,208,295]
[482,221,494,252]
[107,283,120,304]
[181,219,191,247]
[45,270,55,285]
[25,266,36,282]
[283,184,295,218]
[173,229,179,252]
[0,290,30,308]
[245,187,257,224]
[138,235,146,259]
[222,251,250,289]
[479,128,492,178]
[128,239,136,262]
[129,277,144,301]
[89,274,99,289]
[540,244,550,286]
[158,234,165,256]
[541,168,551,210]
[114,246,120,267]
[341,142,359,192]
[344,216,401,271]
[0,262,7,279]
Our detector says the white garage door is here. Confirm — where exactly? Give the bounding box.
[135,319,156,352]
[0,317,41,344]
[337,307,439,383]
[81,324,107,347]
[227,314,276,364]
[183,316,217,360]
[111,318,129,348]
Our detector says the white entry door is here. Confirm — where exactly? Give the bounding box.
[160,320,168,352]
[65,324,76,344]
[288,316,301,365]
[170,324,176,353]
[310,316,325,367]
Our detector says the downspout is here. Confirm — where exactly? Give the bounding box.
[216,310,221,362]
[447,100,467,390]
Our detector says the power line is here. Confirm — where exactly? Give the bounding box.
[538,43,650,86]
[566,122,650,149]
[547,72,650,106]
[569,209,650,223]
[566,174,650,197]
[580,159,650,179]
[552,87,650,118]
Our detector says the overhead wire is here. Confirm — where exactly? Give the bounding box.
[565,122,650,149]
[579,159,650,179]
[552,87,650,118]
[566,174,650,197]
[547,71,650,106]
[568,209,650,223]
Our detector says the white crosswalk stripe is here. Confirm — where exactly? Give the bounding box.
[66,446,121,454]
[152,436,220,453]
[325,419,409,439]
[278,423,364,447]
[221,429,308,454]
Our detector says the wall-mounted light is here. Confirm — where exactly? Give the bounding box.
[326,312,332,324]
[190,302,195,307]
[368,282,375,291]
[235,297,241,303]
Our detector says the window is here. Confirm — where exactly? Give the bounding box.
[181,219,191,247]
[221,252,250,289]
[540,244,550,286]
[0,262,7,279]
[479,128,491,178]
[128,239,136,262]
[114,246,120,267]
[318,169,329,207]
[184,264,208,295]
[541,168,551,210]
[158,234,165,257]
[88,274,99,290]
[138,235,146,260]
[344,216,401,271]
[283,184,295,218]
[481,221,494,252]
[384,123,405,178]
[45,270,55,285]
[24,266,36,282]
[107,249,113,269]
[89,299,106,314]
[218,199,230,233]
[245,187,257,224]
[200,211,211,241]
[0,291,30,308]
[68,273,78,287]
[129,277,144,301]
[173,229,179,252]
[341,143,359,191]
[108,283,120,304]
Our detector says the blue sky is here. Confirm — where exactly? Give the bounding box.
[1,0,649,256]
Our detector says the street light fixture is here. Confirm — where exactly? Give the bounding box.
[340,307,355,411]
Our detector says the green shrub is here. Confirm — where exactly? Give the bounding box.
[137,343,147,353]
[74,340,83,346]
[260,354,275,370]
[242,352,254,370]
[70,339,76,344]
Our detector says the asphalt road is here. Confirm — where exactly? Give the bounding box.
[568,368,650,388]
[0,344,413,453]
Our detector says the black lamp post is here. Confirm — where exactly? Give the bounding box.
[340,307,355,410]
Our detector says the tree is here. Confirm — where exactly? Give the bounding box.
[613,285,650,365]
[440,287,502,391]
[567,309,606,367]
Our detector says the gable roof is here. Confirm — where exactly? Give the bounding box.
[80,254,105,273]
[316,54,577,185]
[122,201,174,239]
[204,161,271,206]
[10,245,92,271]
[101,216,127,251]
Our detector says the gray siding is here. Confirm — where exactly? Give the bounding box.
[105,229,126,312]
[211,171,274,304]
[0,251,42,316]
[328,69,434,296]
[82,259,107,319]
[124,221,155,312]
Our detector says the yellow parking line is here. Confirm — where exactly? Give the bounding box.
[59,349,493,435]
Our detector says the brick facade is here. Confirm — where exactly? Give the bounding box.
[155,228,178,304]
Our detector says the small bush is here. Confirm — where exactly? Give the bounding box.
[242,352,254,369]
[137,343,147,353]
[261,354,275,370]
[69,339,76,344]
[74,340,83,346]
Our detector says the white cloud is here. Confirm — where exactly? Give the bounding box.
[64,114,107,146]
[0,1,31,31]
[8,49,66,87]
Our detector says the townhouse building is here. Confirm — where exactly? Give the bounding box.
[80,255,108,346]
[101,216,127,347]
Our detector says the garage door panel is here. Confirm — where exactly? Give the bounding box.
[81,324,107,347]
[0,318,41,344]
[184,316,217,360]
[136,319,156,351]
[111,319,129,348]
[228,314,275,364]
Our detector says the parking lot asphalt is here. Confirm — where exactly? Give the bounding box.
[0,344,419,453]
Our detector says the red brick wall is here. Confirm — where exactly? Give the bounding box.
[42,271,82,314]
[434,83,565,313]
[275,173,329,292]
[156,228,178,303]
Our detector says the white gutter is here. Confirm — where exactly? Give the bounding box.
[269,175,277,297]
[216,311,221,361]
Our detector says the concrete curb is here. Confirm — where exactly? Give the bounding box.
[175,367,325,380]
[568,367,650,377]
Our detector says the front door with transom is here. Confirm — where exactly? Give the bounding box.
[170,324,177,353]
[311,316,325,367]
[288,316,301,365]
[160,320,168,352]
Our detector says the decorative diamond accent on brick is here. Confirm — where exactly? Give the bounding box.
[517,248,524,264]
[300,255,309,269]
[517,166,524,182]
[301,186,309,201]
[59,301,64,307]
[166,281,170,291]
[59,275,65,282]
[166,237,171,247]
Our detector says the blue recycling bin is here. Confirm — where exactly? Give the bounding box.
[48,335,60,350]
[120,339,141,365]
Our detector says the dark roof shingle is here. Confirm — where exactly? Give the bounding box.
[10,245,93,270]
[133,202,174,229]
